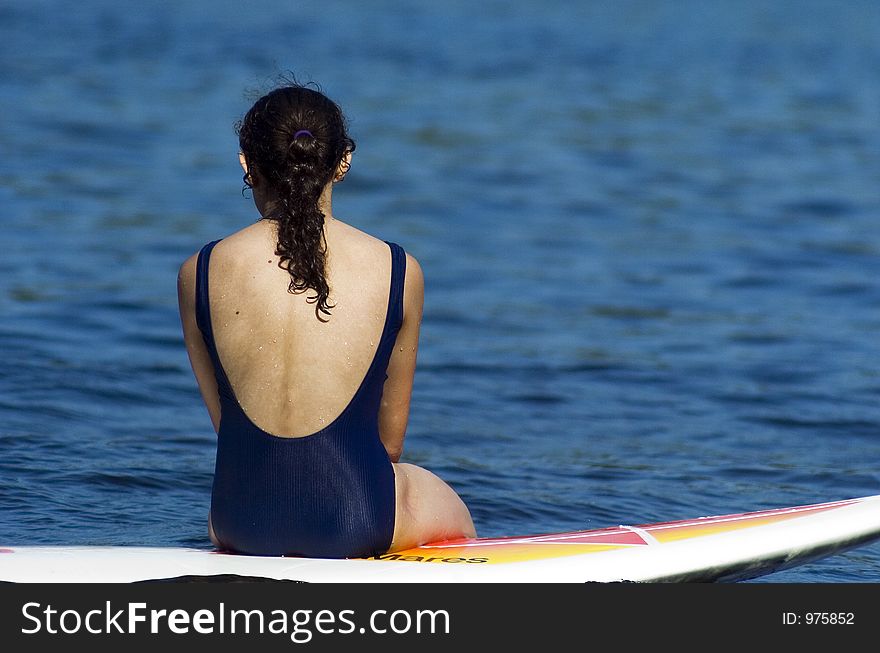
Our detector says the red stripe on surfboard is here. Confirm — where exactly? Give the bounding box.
[420,497,862,549]
[635,498,856,531]
[423,526,649,548]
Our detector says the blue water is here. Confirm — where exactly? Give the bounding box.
[1,0,879,582]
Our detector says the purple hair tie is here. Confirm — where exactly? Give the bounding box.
[293,130,314,139]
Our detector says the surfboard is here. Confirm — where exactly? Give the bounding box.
[3,494,879,582]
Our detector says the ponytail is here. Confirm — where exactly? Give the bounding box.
[236,82,355,321]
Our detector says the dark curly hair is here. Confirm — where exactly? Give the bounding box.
[236,81,356,321]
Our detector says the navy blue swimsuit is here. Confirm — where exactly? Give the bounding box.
[195,239,404,558]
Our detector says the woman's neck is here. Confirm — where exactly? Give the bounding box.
[255,182,334,222]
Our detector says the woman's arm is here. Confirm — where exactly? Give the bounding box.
[378,252,424,462]
[177,252,222,433]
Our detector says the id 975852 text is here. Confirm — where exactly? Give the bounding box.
[782,612,854,625]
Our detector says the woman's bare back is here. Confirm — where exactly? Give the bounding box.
[207,218,394,437]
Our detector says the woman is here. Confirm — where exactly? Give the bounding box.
[177,82,475,558]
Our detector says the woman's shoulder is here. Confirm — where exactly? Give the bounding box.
[329,218,389,247]
[178,223,278,280]
[176,226,255,305]
[326,218,414,261]
[328,219,423,298]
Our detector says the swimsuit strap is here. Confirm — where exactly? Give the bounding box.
[195,239,235,399]
[384,241,407,335]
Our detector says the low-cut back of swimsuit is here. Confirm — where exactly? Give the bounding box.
[195,239,404,558]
